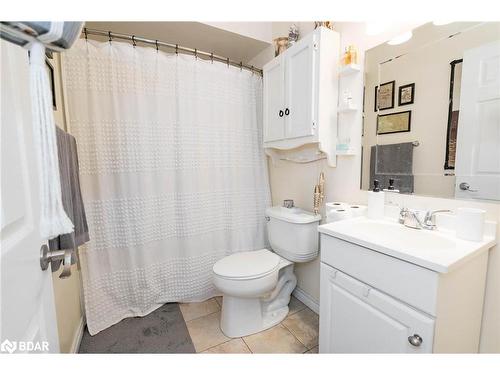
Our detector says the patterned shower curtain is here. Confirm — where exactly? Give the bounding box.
[62,39,270,335]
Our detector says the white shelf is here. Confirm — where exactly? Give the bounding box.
[338,106,358,113]
[336,148,357,156]
[339,64,361,77]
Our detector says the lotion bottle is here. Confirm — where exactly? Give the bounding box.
[367,180,385,219]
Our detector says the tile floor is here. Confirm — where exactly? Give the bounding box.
[181,296,319,354]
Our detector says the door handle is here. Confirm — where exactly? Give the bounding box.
[459,182,479,192]
[285,108,290,116]
[279,110,284,117]
[40,244,73,278]
[408,334,423,347]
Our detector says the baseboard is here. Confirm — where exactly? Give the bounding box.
[70,316,85,354]
[292,286,319,314]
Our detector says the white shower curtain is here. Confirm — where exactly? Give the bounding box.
[62,40,270,335]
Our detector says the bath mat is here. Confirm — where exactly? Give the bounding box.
[78,303,195,353]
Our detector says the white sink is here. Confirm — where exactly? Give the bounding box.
[318,217,496,272]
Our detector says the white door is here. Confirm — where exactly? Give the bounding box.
[284,33,316,139]
[263,55,286,142]
[455,41,500,201]
[319,264,434,353]
[0,40,60,353]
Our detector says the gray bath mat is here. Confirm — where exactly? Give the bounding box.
[78,303,195,353]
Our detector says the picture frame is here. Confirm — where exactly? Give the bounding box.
[374,80,395,112]
[398,83,415,106]
[377,110,411,135]
[45,58,57,110]
[444,59,463,170]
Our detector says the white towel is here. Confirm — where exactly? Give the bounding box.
[29,39,73,238]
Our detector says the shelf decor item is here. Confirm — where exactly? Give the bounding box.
[377,110,411,135]
[288,24,299,46]
[314,21,335,30]
[273,37,289,57]
[398,83,415,106]
[374,80,395,111]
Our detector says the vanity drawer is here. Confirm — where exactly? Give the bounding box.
[320,234,439,316]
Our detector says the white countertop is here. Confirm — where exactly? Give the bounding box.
[318,217,496,273]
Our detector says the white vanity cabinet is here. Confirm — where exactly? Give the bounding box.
[319,234,490,353]
[263,27,339,165]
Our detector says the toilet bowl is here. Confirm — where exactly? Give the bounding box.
[213,206,321,338]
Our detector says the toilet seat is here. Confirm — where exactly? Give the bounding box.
[213,249,280,280]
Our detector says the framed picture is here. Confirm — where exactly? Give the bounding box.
[45,58,57,110]
[377,110,411,135]
[374,80,395,112]
[444,59,463,170]
[398,83,415,106]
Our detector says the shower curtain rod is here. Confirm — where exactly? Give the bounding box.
[82,27,263,75]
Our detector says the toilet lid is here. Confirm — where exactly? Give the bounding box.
[213,249,280,280]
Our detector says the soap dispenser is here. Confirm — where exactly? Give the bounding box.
[367,179,385,219]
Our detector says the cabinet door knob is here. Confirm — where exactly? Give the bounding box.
[285,108,290,115]
[279,110,284,117]
[408,334,423,347]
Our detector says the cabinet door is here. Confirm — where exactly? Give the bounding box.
[319,264,435,353]
[263,55,285,142]
[284,33,316,139]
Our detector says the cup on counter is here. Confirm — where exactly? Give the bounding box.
[456,207,486,242]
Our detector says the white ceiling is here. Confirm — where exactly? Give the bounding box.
[83,21,271,63]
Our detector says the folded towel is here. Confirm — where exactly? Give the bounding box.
[370,143,414,193]
[49,127,89,253]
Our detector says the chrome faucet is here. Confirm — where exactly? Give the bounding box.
[399,208,451,230]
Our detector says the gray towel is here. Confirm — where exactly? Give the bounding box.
[370,143,414,193]
[49,127,89,252]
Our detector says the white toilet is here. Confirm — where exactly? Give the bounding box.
[213,205,321,337]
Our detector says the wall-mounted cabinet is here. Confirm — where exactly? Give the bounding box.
[263,27,340,166]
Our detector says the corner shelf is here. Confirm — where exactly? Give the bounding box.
[339,64,361,77]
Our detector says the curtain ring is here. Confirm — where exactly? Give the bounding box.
[227,57,229,68]
[240,61,243,71]
[175,44,178,55]
[132,35,136,47]
[251,65,254,75]
[210,52,214,63]
[108,31,112,43]
[83,27,88,41]
[194,48,197,60]
[155,40,159,52]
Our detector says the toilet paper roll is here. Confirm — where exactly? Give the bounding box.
[326,208,352,223]
[348,204,367,217]
[456,207,485,242]
[326,202,349,216]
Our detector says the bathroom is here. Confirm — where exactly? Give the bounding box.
[1,1,500,373]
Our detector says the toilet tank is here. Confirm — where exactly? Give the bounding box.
[265,206,322,263]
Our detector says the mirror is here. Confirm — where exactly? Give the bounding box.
[362,22,500,201]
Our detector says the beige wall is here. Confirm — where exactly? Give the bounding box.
[253,21,500,353]
[363,22,500,197]
[50,53,84,353]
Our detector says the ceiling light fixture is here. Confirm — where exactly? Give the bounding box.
[387,31,413,45]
